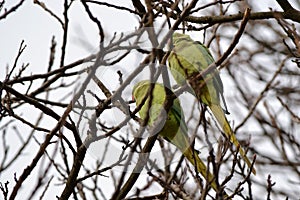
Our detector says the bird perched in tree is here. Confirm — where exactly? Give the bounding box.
[168,33,256,174]
[132,80,228,196]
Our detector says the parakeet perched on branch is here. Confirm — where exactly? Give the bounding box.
[132,81,228,195]
[168,33,256,175]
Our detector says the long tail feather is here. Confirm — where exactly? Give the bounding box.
[183,147,218,191]
[209,104,256,175]
[169,129,229,197]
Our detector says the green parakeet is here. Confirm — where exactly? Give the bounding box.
[168,33,256,174]
[132,81,227,195]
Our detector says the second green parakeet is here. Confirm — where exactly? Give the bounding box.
[132,80,228,196]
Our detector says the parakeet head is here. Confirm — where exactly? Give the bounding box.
[132,80,154,105]
[132,81,170,132]
[172,33,192,45]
